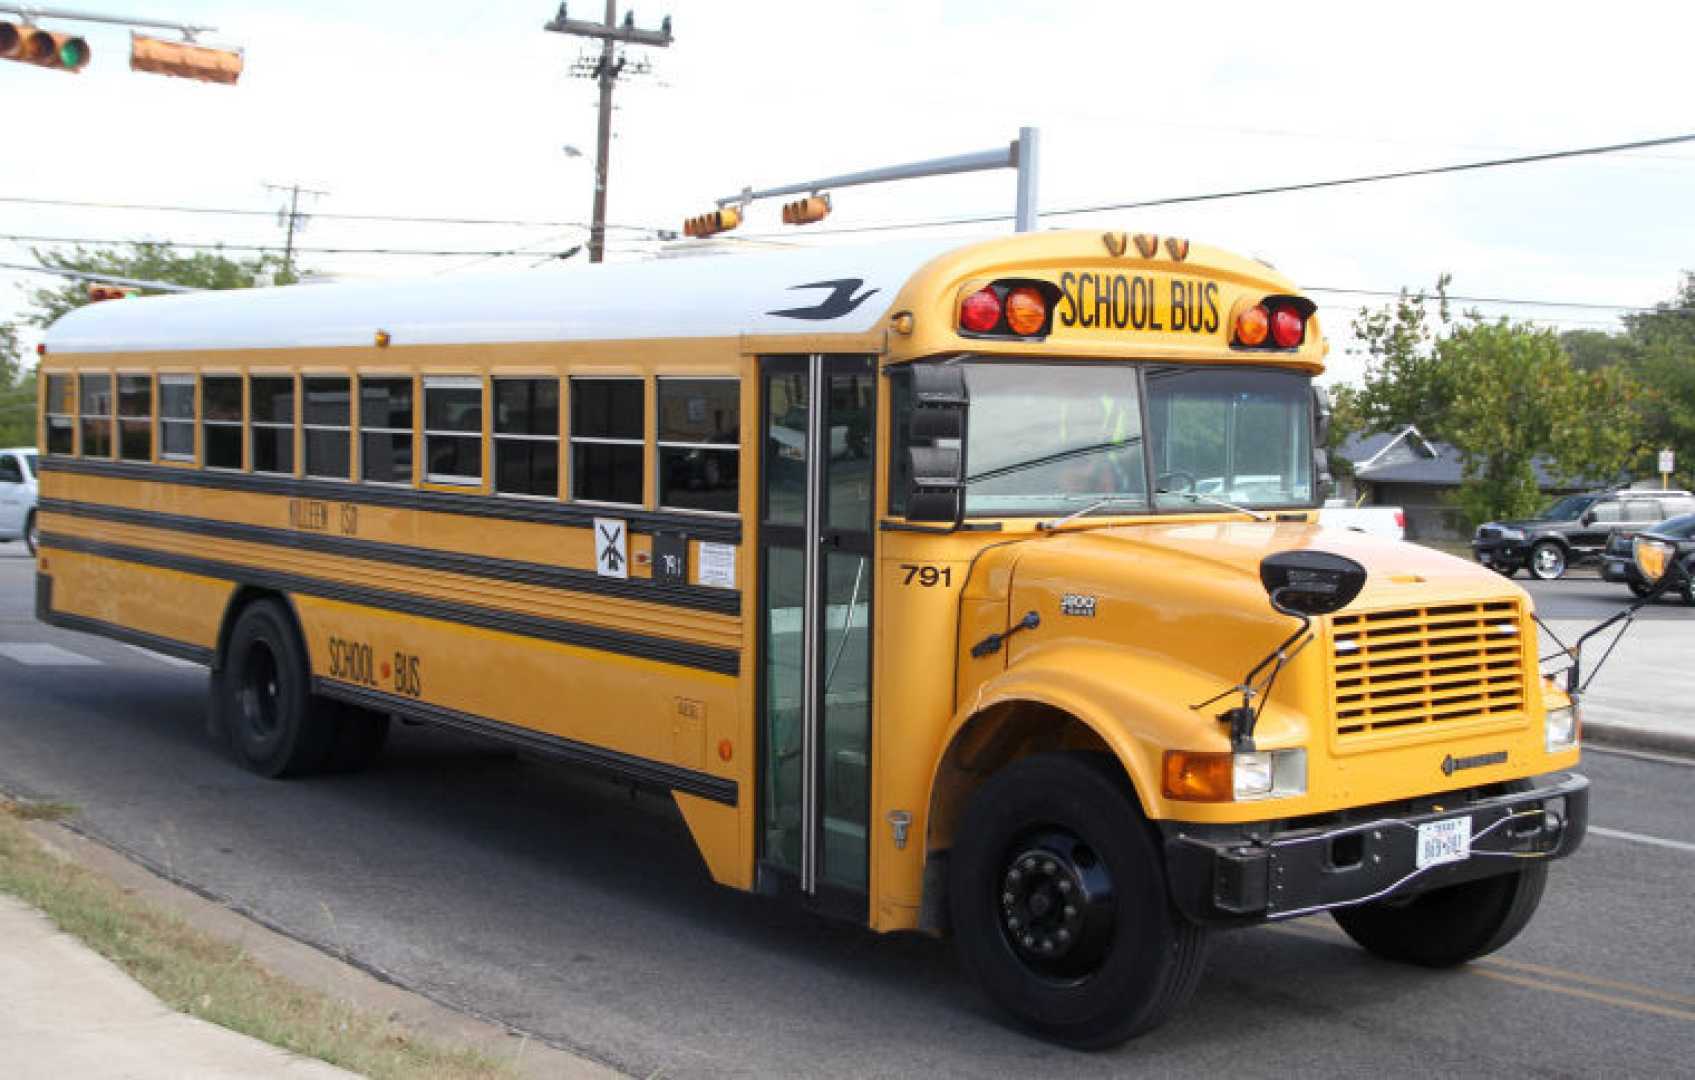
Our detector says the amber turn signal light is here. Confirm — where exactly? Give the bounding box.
[1162,750,1234,802]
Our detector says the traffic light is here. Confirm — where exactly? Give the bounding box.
[130,34,243,85]
[87,284,136,302]
[781,195,830,226]
[683,206,741,238]
[0,21,91,72]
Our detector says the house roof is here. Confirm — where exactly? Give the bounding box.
[1338,424,1583,490]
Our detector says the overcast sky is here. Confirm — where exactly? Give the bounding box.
[3,0,1692,384]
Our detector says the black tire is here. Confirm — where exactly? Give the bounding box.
[218,599,332,778]
[1627,578,1654,599]
[949,753,1209,1049]
[1331,797,1549,969]
[1528,541,1567,581]
[23,510,37,556]
[324,701,390,773]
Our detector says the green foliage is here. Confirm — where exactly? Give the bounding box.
[23,242,299,329]
[1345,276,1647,527]
[0,325,33,446]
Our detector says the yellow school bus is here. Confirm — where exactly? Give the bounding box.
[34,230,1588,1046]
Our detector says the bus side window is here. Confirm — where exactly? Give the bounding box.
[360,376,414,485]
[159,376,195,461]
[44,373,74,455]
[79,371,114,459]
[423,376,483,486]
[570,377,644,506]
[250,375,297,476]
[657,377,738,514]
[202,375,243,469]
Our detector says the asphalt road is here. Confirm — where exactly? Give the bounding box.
[0,544,1691,1078]
[1515,570,1690,621]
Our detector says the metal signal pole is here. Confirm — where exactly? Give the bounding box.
[544,2,672,263]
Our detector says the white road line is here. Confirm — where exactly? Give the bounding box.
[117,642,201,670]
[0,643,102,667]
[1589,825,1695,854]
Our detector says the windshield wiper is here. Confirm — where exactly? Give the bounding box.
[1038,496,1147,531]
[967,436,1143,485]
[1157,489,1270,522]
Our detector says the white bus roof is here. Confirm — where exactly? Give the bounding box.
[44,237,972,355]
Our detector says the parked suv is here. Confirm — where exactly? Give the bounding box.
[1472,487,1695,580]
[1601,512,1695,602]
[0,447,40,555]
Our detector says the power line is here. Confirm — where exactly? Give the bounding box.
[731,131,1695,239]
[1305,286,1688,314]
[0,194,660,232]
[0,233,585,258]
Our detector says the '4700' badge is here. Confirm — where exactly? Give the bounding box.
[1060,594,1097,617]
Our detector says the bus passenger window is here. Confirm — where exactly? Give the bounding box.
[79,372,114,458]
[657,378,738,514]
[202,376,243,469]
[424,377,483,486]
[570,377,643,505]
[360,377,414,484]
[250,376,296,475]
[159,376,194,461]
[117,374,152,462]
[494,378,559,498]
[44,374,74,455]
[304,376,352,480]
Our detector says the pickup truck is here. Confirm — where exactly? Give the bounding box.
[0,447,39,555]
[1317,501,1405,541]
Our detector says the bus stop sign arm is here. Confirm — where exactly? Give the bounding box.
[717,127,1041,232]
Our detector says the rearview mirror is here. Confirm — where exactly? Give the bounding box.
[1260,550,1367,617]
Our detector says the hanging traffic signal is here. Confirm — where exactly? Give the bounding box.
[1,21,91,72]
[683,206,741,238]
[130,34,243,85]
[87,285,137,302]
[781,195,830,226]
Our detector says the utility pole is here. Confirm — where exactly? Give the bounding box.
[263,182,327,281]
[544,3,672,263]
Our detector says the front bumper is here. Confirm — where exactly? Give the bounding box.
[1162,773,1588,925]
[1601,556,1638,585]
[1472,539,1526,568]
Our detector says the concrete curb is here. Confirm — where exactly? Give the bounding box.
[1583,720,1695,759]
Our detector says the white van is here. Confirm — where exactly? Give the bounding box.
[0,447,40,555]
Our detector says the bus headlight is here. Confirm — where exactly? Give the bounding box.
[1164,749,1307,801]
[1546,703,1580,752]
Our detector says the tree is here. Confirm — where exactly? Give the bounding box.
[0,323,32,446]
[1441,320,1641,524]
[1346,278,1646,526]
[23,242,299,328]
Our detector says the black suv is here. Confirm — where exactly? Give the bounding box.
[1601,512,1695,602]
[1472,488,1695,580]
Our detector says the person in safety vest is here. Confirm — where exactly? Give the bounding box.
[1057,395,1140,496]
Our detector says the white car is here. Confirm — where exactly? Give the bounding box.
[0,447,40,555]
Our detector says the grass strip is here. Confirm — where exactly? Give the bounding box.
[0,799,513,1080]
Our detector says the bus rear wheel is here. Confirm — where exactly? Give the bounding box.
[219,600,332,778]
[1332,861,1548,967]
[948,753,1209,1049]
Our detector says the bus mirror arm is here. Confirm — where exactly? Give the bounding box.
[1192,614,1313,753]
[1553,553,1692,694]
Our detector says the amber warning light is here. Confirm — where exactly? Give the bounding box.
[957,281,1058,339]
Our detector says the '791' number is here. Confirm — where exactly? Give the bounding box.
[900,564,953,587]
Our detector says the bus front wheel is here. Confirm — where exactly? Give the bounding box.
[218,600,332,778]
[1332,861,1548,967]
[948,752,1210,1049]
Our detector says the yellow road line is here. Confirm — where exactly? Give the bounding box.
[1473,969,1695,1023]
[1267,921,1695,1016]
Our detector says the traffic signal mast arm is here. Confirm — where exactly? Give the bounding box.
[685,127,1041,238]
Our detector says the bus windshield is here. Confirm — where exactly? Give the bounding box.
[948,362,1312,516]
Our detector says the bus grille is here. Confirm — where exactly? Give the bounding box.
[1330,601,1527,740]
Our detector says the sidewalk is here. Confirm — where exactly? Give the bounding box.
[1543,618,1694,756]
[0,895,358,1080]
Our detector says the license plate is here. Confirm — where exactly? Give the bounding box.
[1416,816,1472,870]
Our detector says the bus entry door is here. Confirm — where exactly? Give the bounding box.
[758,355,876,907]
